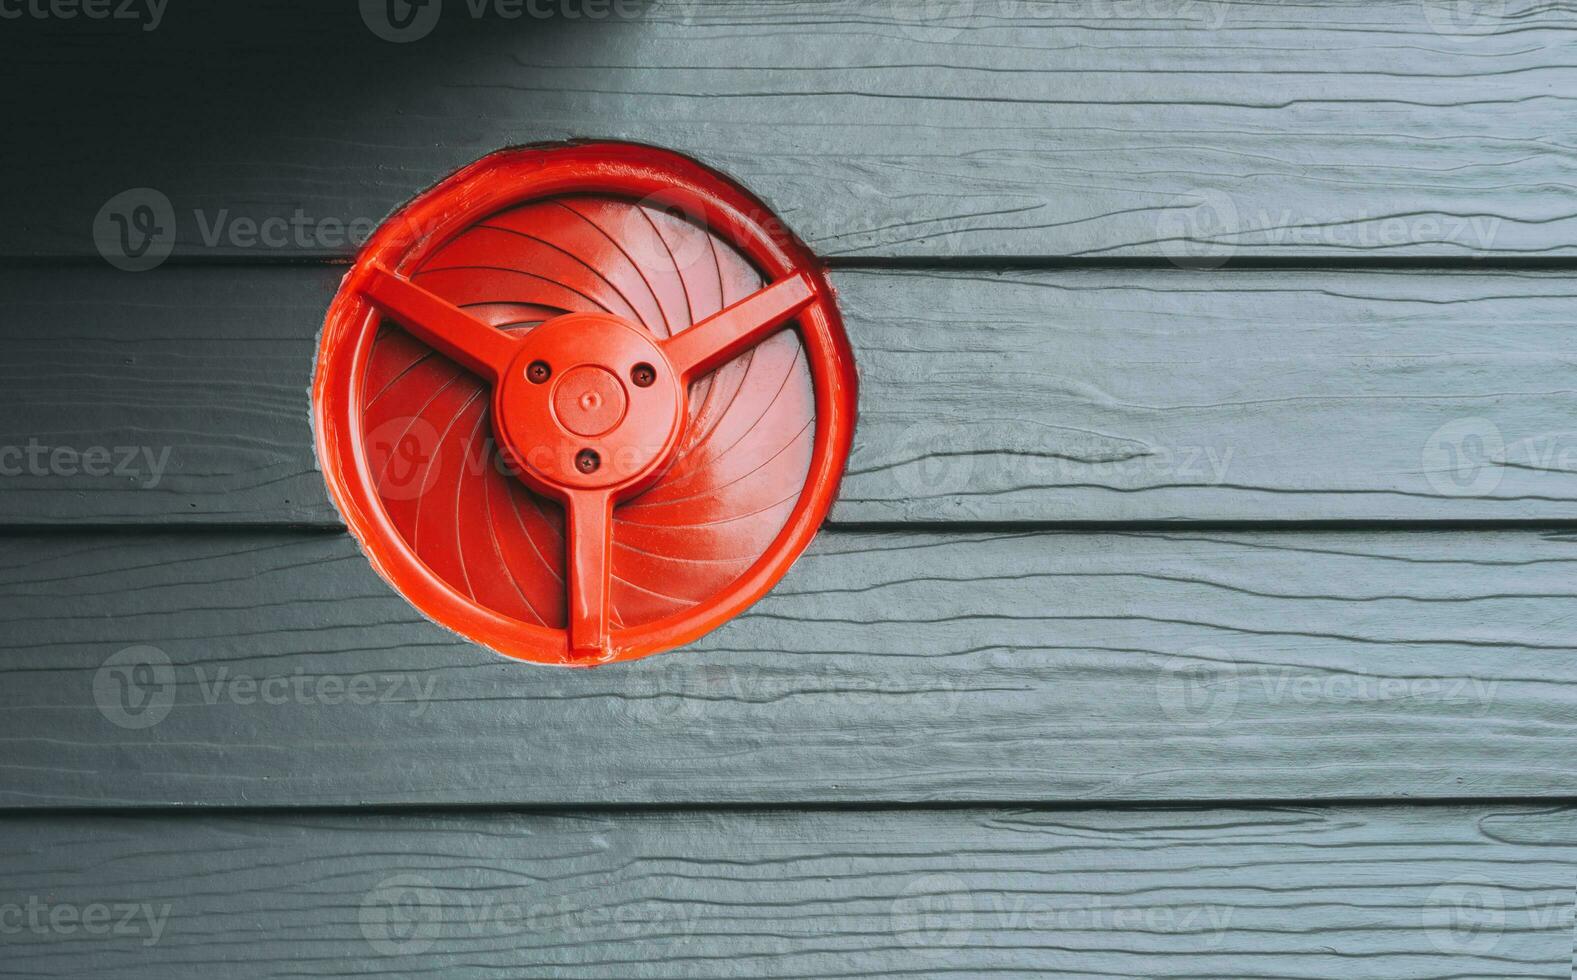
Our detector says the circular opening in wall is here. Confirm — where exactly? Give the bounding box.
[312,142,858,666]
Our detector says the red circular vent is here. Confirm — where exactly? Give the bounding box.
[313,144,857,666]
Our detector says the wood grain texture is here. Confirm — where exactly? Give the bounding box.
[4,0,1574,260]
[3,805,1574,977]
[5,526,1577,807]
[10,6,1576,978]
[0,267,338,526]
[7,265,1577,525]
[844,266,1577,522]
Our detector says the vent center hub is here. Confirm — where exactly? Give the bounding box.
[492,312,684,495]
[553,366,627,437]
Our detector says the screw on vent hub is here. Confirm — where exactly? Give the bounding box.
[312,143,858,666]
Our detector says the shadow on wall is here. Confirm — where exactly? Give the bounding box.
[0,0,655,257]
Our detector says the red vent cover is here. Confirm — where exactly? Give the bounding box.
[312,144,857,666]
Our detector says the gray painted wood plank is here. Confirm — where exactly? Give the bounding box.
[6,264,1577,525]
[844,266,1577,522]
[3,804,1574,977]
[4,526,1576,807]
[0,267,339,526]
[4,0,1574,260]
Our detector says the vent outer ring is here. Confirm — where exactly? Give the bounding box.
[312,143,858,666]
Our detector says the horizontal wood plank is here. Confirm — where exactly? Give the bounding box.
[843,266,1577,522]
[0,267,339,526]
[3,0,1574,259]
[6,264,1577,525]
[4,526,1576,807]
[3,804,1575,977]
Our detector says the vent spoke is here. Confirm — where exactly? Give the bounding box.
[564,488,615,662]
[362,265,520,383]
[663,272,816,380]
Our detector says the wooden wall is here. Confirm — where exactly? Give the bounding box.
[2,1,1575,975]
